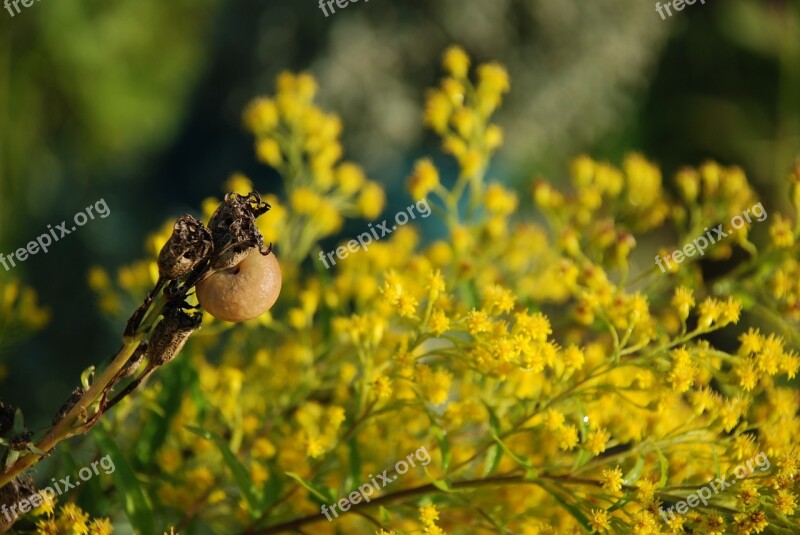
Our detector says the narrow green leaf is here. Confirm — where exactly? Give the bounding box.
[433,427,451,473]
[346,436,362,492]
[607,496,631,512]
[482,443,503,477]
[285,471,335,504]
[653,443,669,487]
[11,408,24,435]
[261,461,284,510]
[493,435,536,476]
[185,425,263,516]
[484,402,502,435]
[81,366,96,390]
[93,426,155,535]
[542,486,591,531]
[624,455,645,486]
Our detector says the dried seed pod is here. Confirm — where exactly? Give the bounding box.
[0,473,36,531]
[147,306,202,367]
[157,215,213,280]
[52,386,87,426]
[117,341,148,380]
[196,247,281,322]
[207,192,271,270]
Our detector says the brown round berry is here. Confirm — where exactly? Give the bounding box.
[196,248,281,322]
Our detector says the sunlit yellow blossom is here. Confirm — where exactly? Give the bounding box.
[255,137,282,167]
[358,182,386,219]
[484,183,518,215]
[669,347,696,392]
[585,428,610,456]
[407,159,441,200]
[600,466,624,494]
[465,309,491,334]
[442,46,470,78]
[589,509,611,533]
[671,286,695,320]
[770,213,794,248]
[243,97,279,134]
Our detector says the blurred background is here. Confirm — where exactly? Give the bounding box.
[0,0,798,424]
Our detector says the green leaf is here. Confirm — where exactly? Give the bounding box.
[607,496,631,512]
[11,408,24,436]
[624,455,645,486]
[483,402,502,435]
[4,449,20,470]
[261,461,284,510]
[433,427,451,473]
[346,436,362,492]
[482,443,503,477]
[81,366,96,390]
[93,426,155,535]
[423,467,453,493]
[653,443,669,487]
[542,486,591,531]
[285,471,335,504]
[185,425,263,516]
[492,435,537,478]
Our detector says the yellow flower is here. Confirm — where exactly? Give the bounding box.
[428,309,451,335]
[336,162,367,194]
[88,518,113,535]
[671,286,695,321]
[585,428,610,456]
[482,284,516,314]
[424,90,452,134]
[358,182,386,220]
[589,509,611,533]
[407,159,441,200]
[600,466,624,494]
[669,347,696,392]
[484,124,503,150]
[419,503,439,526]
[290,187,322,214]
[485,183,518,215]
[373,376,392,401]
[56,503,90,534]
[243,97,279,134]
[465,309,491,335]
[442,46,470,79]
[255,138,282,167]
[770,213,794,248]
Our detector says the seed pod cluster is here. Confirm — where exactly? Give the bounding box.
[157,215,213,281]
[147,306,202,368]
[207,191,271,270]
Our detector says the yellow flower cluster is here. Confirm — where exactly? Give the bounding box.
[0,276,49,380]
[81,48,800,535]
[242,71,385,263]
[34,503,112,535]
